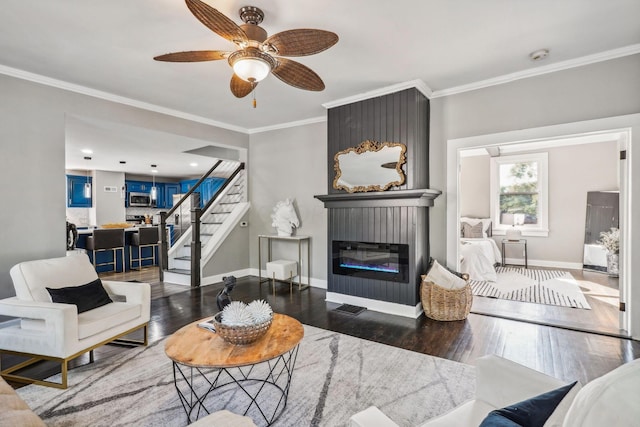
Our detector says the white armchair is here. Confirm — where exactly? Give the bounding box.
[350,354,640,427]
[0,254,150,388]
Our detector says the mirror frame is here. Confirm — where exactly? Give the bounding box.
[333,140,407,193]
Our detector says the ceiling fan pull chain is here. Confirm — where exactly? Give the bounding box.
[252,84,257,108]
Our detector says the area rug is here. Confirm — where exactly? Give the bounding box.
[16,325,475,427]
[470,267,591,309]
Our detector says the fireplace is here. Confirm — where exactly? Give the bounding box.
[333,240,409,283]
[314,86,439,318]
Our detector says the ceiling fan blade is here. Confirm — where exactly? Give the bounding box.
[154,50,229,62]
[272,58,325,91]
[185,0,248,45]
[230,74,255,98]
[265,29,338,57]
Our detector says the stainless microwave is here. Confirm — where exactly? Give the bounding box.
[128,192,153,207]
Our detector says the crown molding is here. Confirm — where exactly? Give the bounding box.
[248,115,326,134]
[0,64,250,134]
[431,43,640,98]
[322,79,433,109]
[3,43,638,134]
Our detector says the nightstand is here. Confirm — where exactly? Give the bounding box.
[501,239,528,268]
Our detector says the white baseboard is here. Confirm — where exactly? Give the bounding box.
[201,268,253,287]
[247,268,327,289]
[326,292,423,319]
[503,258,583,270]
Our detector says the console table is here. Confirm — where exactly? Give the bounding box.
[258,235,310,290]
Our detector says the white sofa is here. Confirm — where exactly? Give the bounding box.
[350,354,640,427]
[0,254,150,388]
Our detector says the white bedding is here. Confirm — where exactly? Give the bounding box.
[460,238,502,282]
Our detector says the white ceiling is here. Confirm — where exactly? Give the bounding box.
[2,0,639,175]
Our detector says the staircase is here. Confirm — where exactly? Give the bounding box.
[160,161,249,286]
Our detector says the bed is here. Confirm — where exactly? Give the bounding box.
[459,217,502,282]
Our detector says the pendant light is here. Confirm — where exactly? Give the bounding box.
[83,173,91,198]
[83,158,91,198]
[150,165,158,201]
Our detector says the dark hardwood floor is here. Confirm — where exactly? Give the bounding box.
[6,266,640,391]
[470,267,622,336]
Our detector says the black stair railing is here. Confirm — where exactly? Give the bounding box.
[159,161,245,287]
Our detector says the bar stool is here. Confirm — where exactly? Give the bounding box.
[86,229,125,273]
[130,226,159,270]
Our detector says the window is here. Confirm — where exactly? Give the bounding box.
[490,153,548,237]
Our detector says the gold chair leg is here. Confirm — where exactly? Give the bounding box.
[289,270,293,294]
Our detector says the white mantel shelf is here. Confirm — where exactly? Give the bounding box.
[314,189,442,208]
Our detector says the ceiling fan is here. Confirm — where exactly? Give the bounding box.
[154,0,339,103]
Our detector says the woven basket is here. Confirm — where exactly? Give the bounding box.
[420,276,473,321]
[211,313,273,345]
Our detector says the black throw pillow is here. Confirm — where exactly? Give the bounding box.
[479,381,578,427]
[47,278,113,314]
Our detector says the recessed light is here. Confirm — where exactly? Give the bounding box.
[190,162,198,167]
[119,160,126,164]
[529,48,549,61]
[81,149,93,154]
[83,156,92,160]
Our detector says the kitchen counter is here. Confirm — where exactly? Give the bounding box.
[75,225,172,273]
[76,225,158,234]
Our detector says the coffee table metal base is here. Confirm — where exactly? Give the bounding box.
[172,344,299,426]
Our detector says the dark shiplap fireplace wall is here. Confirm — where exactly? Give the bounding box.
[316,87,438,317]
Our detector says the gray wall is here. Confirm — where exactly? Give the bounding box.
[429,54,640,263]
[203,212,251,276]
[248,121,328,284]
[459,141,619,265]
[0,73,249,299]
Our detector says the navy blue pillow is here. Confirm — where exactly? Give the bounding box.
[479,381,578,427]
[47,278,113,314]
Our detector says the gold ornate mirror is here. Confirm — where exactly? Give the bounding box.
[333,140,407,193]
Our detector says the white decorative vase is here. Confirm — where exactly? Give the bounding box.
[607,252,619,277]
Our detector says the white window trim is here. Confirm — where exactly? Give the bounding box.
[489,152,549,237]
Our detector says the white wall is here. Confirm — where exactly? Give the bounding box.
[459,141,619,265]
[0,73,249,299]
[459,155,490,217]
[248,122,328,285]
[93,170,126,226]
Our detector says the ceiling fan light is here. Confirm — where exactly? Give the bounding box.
[233,57,271,82]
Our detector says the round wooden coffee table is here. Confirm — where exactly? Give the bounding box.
[165,313,304,426]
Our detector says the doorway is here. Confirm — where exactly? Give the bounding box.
[446,117,635,338]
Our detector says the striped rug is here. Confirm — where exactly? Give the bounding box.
[470,267,591,309]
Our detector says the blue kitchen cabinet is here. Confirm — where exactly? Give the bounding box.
[67,175,92,208]
[178,178,225,208]
[125,180,152,194]
[180,179,198,193]
[202,177,225,205]
[164,183,180,208]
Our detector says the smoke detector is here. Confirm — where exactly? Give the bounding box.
[529,49,549,61]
